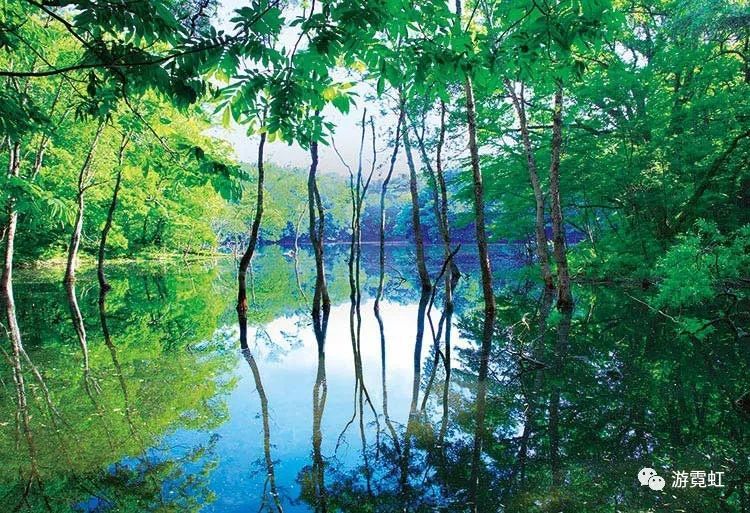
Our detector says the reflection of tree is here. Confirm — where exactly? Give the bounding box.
[323,285,749,513]
[1,264,235,512]
[242,345,284,512]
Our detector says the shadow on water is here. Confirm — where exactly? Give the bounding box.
[2,246,748,512]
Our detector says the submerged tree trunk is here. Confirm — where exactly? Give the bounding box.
[340,111,379,447]
[506,79,554,289]
[65,121,105,284]
[402,114,432,420]
[98,131,130,291]
[463,68,498,513]
[435,103,457,444]
[375,102,404,455]
[237,130,267,349]
[307,118,332,507]
[308,114,331,352]
[549,82,573,310]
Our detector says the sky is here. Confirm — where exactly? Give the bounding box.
[211,0,397,177]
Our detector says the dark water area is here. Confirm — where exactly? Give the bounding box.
[2,244,748,512]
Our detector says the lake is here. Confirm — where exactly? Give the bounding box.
[2,244,747,512]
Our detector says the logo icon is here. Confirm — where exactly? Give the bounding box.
[638,467,666,491]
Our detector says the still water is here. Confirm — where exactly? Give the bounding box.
[2,245,748,512]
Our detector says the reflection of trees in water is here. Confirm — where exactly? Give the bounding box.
[4,253,749,512]
[1,266,235,512]
[243,345,284,512]
[312,285,749,513]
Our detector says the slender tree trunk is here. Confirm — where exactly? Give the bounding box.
[348,110,367,398]
[549,82,573,310]
[375,102,404,312]
[98,131,130,291]
[464,71,497,513]
[308,113,331,354]
[341,111,380,443]
[506,79,554,289]
[375,102,404,456]
[2,143,23,356]
[435,102,458,445]
[410,102,460,447]
[65,121,105,284]
[237,130,266,349]
[402,121,431,293]
[309,124,332,507]
[402,112,432,420]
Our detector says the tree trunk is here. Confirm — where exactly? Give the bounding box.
[506,79,554,289]
[237,130,266,349]
[549,82,573,310]
[308,114,331,354]
[464,72,498,513]
[402,108,432,422]
[98,131,130,291]
[2,142,23,356]
[402,120,431,293]
[65,121,105,284]
[374,102,404,456]
[375,101,404,312]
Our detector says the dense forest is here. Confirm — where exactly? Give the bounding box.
[1,0,749,512]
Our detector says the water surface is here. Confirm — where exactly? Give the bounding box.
[2,244,747,512]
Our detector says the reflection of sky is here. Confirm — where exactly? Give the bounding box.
[164,299,472,513]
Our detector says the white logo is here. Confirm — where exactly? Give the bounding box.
[638,467,666,491]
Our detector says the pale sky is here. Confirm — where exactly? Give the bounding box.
[211,0,396,176]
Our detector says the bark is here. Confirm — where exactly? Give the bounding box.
[98,131,130,291]
[64,120,105,284]
[463,72,498,513]
[549,82,573,311]
[505,79,554,289]
[308,129,331,509]
[2,135,46,489]
[375,102,405,312]
[237,130,266,349]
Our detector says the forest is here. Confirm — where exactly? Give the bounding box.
[1,0,749,512]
